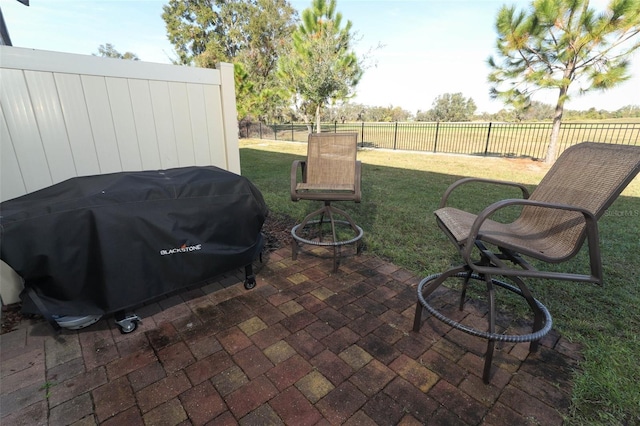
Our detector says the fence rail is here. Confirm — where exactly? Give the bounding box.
[242,121,640,159]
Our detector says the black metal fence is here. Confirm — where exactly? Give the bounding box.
[241,121,640,159]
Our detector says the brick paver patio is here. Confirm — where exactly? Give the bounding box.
[0,247,582,425]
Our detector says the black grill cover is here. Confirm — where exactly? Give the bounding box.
[0,166,267,316]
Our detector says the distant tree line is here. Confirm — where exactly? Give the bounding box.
[477,103,640,122]
[316,97,640,123]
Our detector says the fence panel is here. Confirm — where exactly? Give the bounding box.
[247,120,639,159]
[0,46,240,203]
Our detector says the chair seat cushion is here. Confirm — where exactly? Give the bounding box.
[435,207,581,262]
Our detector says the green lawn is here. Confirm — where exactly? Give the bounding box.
[239,138,640,425]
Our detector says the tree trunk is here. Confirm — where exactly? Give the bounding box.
[300,111,312,134]
[545,86,568,164]
[315,104,322,133]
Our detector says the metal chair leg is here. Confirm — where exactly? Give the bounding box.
[413,301,425,333]
[459,270,473,311]
[483,340,496,383]
[510,275,545,353]
[291,202,363,273]
[291,239,298,260]
[413,265,469,332]
[483,273,497,383]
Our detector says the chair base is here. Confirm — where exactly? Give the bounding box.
[292,202,363,272]
[413,267,552,383]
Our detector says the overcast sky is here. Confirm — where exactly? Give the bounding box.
[2,0,638,114]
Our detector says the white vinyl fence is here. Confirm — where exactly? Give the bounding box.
[0,46,240,304]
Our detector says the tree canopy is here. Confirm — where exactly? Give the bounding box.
[278,0,363,132]
[415,93,477,122]
[488,0,640,162]
[162,0,298,122]
[94,43,139,60]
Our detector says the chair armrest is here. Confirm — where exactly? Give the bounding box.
[461,198,602,283]
[439,178,531,208]
[291,160,307,201]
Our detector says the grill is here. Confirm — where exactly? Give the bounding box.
[1,166,267,331]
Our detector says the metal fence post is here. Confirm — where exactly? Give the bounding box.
[334,121,337,133]
[274,124,278,140]
[393,122,398,150]
[259,122,262,139]
[291,122,294,141]
[434,121,440,153]
[361,122,364,147]
[484,122,493,156]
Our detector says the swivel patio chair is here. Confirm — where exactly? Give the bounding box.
[291,132,363,272]
[413,142,640,383]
